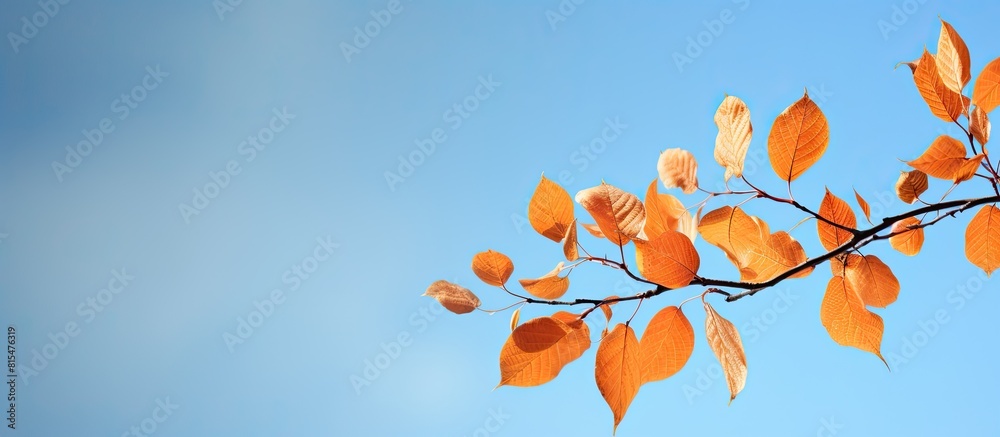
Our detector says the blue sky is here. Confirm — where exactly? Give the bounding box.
[1,0,998,435]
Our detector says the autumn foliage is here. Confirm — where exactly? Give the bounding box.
[424,20,1000,434]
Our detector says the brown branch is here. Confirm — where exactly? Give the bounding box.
[741,176,859,235]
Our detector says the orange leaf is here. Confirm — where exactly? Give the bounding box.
[817,189,857,251]
[498,314,591,387]
[965,204,1000,275]
[596,296,618,323]
[743,231,814,282]
[518,262,569,299]
[714,95,753,181]
[423,280,481,314]
[955,154,985,183]
[820,276,886,365]
[595,323,641,435]
[528,174,576,242]
[971,106,991,148]
[643,179,685,240]
[854,189,872,225]
[575,183,646,246]
[908,49,964,121]
[973,57,1000,113]
[509,308,521,331]
[582,223,606,238]
[889,217,924,256]
[676,209,698,243]
[634,231,700,288]
[895,170,929,204]
[472,250,515,287]
[657,148,699,194]
[698,206,760,271]
[936,19,971,93]
[843,254,900,308]
[562,220,579,261]
[767,90,830,182]
[703,301,747,404]
[908,135,968,180]
[639,306,694,383]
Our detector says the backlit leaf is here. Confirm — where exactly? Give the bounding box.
[955,154,985,183]
[639,306,694,383]
[472,250,515,287]
[817,189,857,251]
[895,170,929,204]
[908,135,968,180]
[843,254,900,308]
[510,308,521,331]
[595,323,641,435]
[965,204,1000,275]
[657,148,699,194]
[634,231,700,289]
[937,19,971,93]
[703,301,747,404]
[820,276,886,365]
[676,209,698,243]
[971,106,991,148]
[854,189,872,225]
[973,57,1000,113]
[576,183,646,246]
[498,314,591,387]
[562,220,579,261]
[890,217,925,256]
[528,175,575,242]
[908,49,964,121]
[518,262,569,299]
[767,90,830,182]
[582,223,606,239]
[423,280,481,314]
[643,179,686,240]
[743,231,814,282]
[713,95,753,181]
[698,206,759,272]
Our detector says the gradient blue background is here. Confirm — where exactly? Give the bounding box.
[1,1,998,435]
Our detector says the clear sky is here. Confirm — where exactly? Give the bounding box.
[1,1,998,436]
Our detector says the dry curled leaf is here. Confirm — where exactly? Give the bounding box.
[703,301,747,404]
[714,95,753,181]
[820,276,887,366]
[518,262,570,300]
[965,204,1000,276]
[890,217,925,256]
[528,174,576,242]
[576,183,646,246]
[595,323,641,435]
[472,250,515,287]
[817,189,857,251]
[768,90,829,182]
[657,148,699,194]
[424,280,481,314]
[639,306,694,384]
[895,170,929,204]
[510,308,521,331]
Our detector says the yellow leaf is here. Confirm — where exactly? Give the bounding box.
[889,217,924,256]
[582,223,606,239]
[895,170,929,204]
[423,280,481,314]
[498,314,591,387]
[965,205,1000,275]
[595,323,641,435]
[817,189,857,251]
[908,49,965,121]
[639,306,694,383]
[908,135,968,180]
[703,301,747,404]
[767,90,829,182]
[854,189,872,225]
[973,57,1000,113]
[518,262,570,299]
[510,308,521,331]
[634,231,700,289]
[562,220,579,261]
[528,175,576,242]
[472,250,515,287]
[820,276,886,365]
[971,106,991,148]
[713,95,753,181]
[575,183,646,246]
[843,254,900,308]
[657,148,699,194]
[643,179,685,240]
[937,19,971,93]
